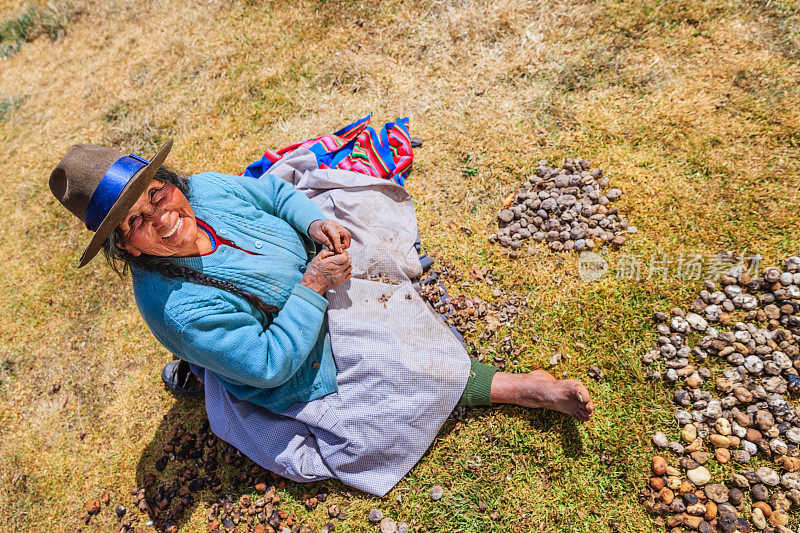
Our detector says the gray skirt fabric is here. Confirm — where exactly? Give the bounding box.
[194,150,471,497]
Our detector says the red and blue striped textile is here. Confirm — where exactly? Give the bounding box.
[243,115,415,185]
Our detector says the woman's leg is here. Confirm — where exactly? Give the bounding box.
[490,369,594,422]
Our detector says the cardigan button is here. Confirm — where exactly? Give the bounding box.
[299,265,307,273]
[218,228,227,235]
[254,241,263,248]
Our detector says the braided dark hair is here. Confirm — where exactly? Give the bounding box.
[102,166,279,315]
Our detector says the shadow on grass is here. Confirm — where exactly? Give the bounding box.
[132,395,371,533]
[529,412,585,458]
[131,390,584,532]
[131,390,384,533]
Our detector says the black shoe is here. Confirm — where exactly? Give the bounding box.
[161,360,204,398]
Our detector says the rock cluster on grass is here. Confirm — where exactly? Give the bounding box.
[642,257,800,532]
[489,158,636,254]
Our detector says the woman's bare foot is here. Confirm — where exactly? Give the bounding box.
[530,368,556,381]
[490,371,594,421]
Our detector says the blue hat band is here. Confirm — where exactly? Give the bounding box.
[84,154,150,232]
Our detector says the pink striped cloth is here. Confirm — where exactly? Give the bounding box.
[243,115,415,185]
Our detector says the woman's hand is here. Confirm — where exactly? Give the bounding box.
[308,220,351,254]
[300,250,352,295]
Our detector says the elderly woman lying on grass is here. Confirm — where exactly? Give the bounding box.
[49,139,594,496]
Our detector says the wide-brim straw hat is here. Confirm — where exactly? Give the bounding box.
[49,139,173,267]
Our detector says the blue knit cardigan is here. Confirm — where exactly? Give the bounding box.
[132,171,338,413]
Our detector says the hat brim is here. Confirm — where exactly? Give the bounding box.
[78,139,173,268]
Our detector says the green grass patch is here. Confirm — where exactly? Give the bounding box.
[0,95,25,122]
[0,2,75,57]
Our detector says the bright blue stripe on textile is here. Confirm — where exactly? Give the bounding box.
[308,142,336,168]
[328,138,358,168]
[243,155,271,178]
[85,154,148,231]
[369,123,395,174]
[393,117,412,185]
[333,113,371,137]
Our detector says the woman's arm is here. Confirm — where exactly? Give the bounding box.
[177,283,328,389]
[227,172,326,237]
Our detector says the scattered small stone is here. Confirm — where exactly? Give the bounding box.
[653,431,669,448]
[368,509,384,523]
[85,499,100,516]
[429,485,444,501]
[380,517,398,533]
[587,365,605,380]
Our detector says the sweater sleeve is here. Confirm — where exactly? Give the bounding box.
[232,173,326,238]
[176,283,329,389]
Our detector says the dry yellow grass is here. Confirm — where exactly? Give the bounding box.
[1,0,800,531]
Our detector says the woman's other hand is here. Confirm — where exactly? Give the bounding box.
[300,250,352,295]
[308,220,351,254]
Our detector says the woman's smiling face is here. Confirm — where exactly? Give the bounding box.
[116,179,204,257]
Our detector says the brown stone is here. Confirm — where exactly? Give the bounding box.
[684,514,703,528]
[715,448,731,463]
[85,500,100,515]
[691,452,711,465]
[731,408,752,427]
[769,511,789,526]
[733,387,753,403]
[682,425,698,443]
[755,410,774,430]
[709,434,730,448]
[679,481,697,495]
[660,488,675,505]
[666,515,684,528]
[776,456,800,472]
[686,374,703,388]
[753,501,772,517]
[652,456,668,476]
[650,477,665,491]
[686,439,704,453]
[747,428,763,443]
[704,501,717,521]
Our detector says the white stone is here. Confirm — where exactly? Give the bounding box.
[704,304,722,321]
[686,312,708,331]
[380,518,398,533]
[671,316,689,333]
[687,466,711,485]
[752,507,766,530]
[786,428,800,444]
[757,466,780,487]
[744,356,764,374]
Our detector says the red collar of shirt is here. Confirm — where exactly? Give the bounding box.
[194,219,254,256]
